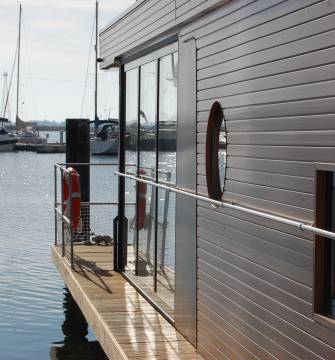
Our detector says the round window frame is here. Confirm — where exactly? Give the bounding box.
[205,101,226,201]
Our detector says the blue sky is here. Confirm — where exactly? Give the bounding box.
[0,0,136,122]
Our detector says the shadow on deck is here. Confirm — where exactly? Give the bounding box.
[52,244,203,360]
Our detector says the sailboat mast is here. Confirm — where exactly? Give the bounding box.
[94,0,99,130]
[16,3,22,128]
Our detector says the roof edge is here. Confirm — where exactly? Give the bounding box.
[100,0,148,35]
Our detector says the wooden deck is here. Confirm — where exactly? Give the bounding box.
[52,244,203,360]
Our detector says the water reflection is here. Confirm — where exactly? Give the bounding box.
[50,288,107,360]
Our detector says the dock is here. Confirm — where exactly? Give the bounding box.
[52,244,203,360]
[15,143,65,153]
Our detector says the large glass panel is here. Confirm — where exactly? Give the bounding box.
[157,52,178,314]
[125,68,138,274]
[138,61,157,286]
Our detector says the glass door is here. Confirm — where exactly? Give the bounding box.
[123,45,178,320]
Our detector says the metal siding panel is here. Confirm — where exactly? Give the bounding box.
[198,63,335,101]
[198,45,335,91]
[180,0,256,38]
[197,0,326,61]
[198,289,303,360]
[198,227,312,285]
[100,0,162,42]
[175,37,197,346]
[197,210,313,256]
[225,168,314,194]
[198,252,312,316]
[194,0,335,355]
[199,276,335,360]
[226,157,314,178]
[176,0,208,18]
[198,308,278,360]
[101,1,175,55]
[198,28,335,81]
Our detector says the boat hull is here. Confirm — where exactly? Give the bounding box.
[91,139,118,155]
[0,140,17,152]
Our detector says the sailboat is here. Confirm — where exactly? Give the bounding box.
[0,119,17,152]
[0,47,17,152]
[14,4,46,145]
[90,1,118,156]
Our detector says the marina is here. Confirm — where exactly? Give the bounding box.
[3,0,335,360]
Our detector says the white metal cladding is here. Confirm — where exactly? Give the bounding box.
[180,0,335,359]
[100,0,335,359]
[99,0,231,68]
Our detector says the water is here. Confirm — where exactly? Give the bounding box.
[0,150,109,360]
[0,137,176,358]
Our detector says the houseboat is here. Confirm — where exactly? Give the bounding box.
[53,1,335,359]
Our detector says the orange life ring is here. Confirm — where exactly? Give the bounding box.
[63,167,81,231]
[137,169,147,230]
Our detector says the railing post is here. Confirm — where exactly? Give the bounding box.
[61,167,65,257]
[69,170,74,270]
[160,172,171,270]
[54,164,58,246]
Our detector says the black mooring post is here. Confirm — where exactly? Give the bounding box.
[66,119,90,243]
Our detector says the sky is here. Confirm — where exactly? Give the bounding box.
[0,0,136,122]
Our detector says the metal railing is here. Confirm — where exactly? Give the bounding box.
[54,163,135,269]
[115,171,335,241]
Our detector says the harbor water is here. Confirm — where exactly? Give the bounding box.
[0,138,176,359]
[0,149,111,360]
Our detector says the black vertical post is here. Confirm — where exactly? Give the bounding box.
[66,119,90,242]
[117,66,127,272]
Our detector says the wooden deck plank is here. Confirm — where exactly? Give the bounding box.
[52,245,203,360]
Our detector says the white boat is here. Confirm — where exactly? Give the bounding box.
[16,124,47,144]
[0,127,17,152]
[90,120,118,155]
[87,2,119,156]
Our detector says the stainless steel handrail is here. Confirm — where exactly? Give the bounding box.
[55,162,136,169]
[115,171,335,241]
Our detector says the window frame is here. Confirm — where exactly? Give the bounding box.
[314,162,335,329]
[121,44,178,323]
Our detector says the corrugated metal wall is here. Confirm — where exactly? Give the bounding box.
[100,0,229,67]
[179,0,335,359]
[100,0,335,358]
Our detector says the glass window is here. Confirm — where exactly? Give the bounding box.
[125,68,138,274]
[206,101,226,201]
[123,48,177,319]
[138,61,157,284]
[157,52,178,312]
[315,170,335,318]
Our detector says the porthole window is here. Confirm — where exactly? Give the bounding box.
[205,101,227,201]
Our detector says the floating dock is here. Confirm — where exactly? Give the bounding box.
[15,143,65,153]
[52,244,203,360]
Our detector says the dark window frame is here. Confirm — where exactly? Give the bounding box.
[118,45,178,324]
[314,164,335,328]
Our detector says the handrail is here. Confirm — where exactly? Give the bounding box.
[115,171,335,241]
[55,162,136,168]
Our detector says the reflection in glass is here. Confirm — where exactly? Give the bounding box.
[123,51,178,318]
[138,61,157,285]
[157,52,178,313]
[125,68,138,274]
[219,121,227,192]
